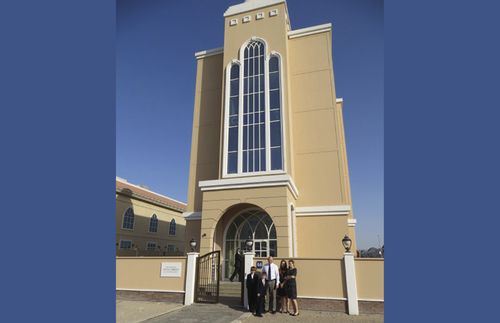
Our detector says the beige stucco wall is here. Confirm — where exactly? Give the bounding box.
[296,215,354,259]
[184,219,201,252]
[355,258,384,301]
[116,257,186,292]
[186,54,224,212]
[184,1,357,260]
[254,257,346,299]
[289,31,351,208]
[200,186,293,257]
[116,195,186,256]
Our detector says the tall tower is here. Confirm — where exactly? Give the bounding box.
[185,0,356,271]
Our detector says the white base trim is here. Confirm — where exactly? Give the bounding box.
[183,212,202,220]
[288,23,332,39]
[199,174,299,199]
[117,288,185,294]
[295,205,351,216]
[299,295,346,301]
[358,298,384,302]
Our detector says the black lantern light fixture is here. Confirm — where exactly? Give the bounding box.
[342,234,352,253]
[245,236,253,252]
[189,238,197,252]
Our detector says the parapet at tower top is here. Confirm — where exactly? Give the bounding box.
[224,0,287,17]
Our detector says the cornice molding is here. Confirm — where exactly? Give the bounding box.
[199,174,299,199]
[224,0,285,17]
[194,47,224,60]
[295,205,351,216]
[288,23,332,39]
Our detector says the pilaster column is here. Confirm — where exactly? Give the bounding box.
[184,252,199,305]
[344,252,359,315]
[242,251,255,309]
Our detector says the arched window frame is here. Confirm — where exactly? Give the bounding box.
[169,218,176,236]
[149,214,158,233]
[121,207,134,230]
[222,37,287,178]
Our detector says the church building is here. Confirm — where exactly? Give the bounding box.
[184,0,357,279]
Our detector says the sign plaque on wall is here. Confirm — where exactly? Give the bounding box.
[256,261,263,269]
[160,262,182,277]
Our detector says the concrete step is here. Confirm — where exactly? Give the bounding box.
[219,281,242,297]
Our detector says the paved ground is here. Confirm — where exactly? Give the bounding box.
[116,300,183,323]
[243,311,384,323]
[117,300,383,323]
[144,303,247,323]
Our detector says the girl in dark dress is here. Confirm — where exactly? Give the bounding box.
[277,259,289,314]
[286,259,299,316]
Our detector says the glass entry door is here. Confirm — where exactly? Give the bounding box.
[223,209,277,279]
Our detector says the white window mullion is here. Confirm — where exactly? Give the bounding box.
[264,53,271,171]
[223,64,231,177]
[238,60,244,174]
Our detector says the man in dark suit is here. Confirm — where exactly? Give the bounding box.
[255,272,268,317]
[229,249,242,282]
[246,266,259,314]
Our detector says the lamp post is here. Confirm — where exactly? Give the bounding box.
[342,234,352,253]
[245,236,253,252]
[189,238,197,252]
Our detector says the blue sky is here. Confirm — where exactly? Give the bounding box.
[117,0,383,249]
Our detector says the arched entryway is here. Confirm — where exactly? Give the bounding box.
[223,208,277,279]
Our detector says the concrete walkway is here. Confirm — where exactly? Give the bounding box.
[116,300,183,323]
[143,303,247,323]
[117,300,383,323]
[243,310,384,323]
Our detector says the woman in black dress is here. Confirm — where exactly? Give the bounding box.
[286,259,299,316]
[277,259,289,313]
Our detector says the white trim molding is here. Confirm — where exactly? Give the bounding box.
[288,23,332,39]
[183,212,202,221]
[224,0,285,17]
[295,205,351,217]
[336,98,344,103]
[199,174,299,199]
[348,219,357,227]
[194,47,223,60]
[117,288,185,294]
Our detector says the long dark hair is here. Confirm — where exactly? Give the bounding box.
[280,259,288,271]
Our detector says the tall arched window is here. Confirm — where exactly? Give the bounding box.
[169,218,176,236]
[224,39,284,176]
[227,63,240,174]
[149,214,158,233]
[242,40,266,173]
[122,208,134,230]
[269,55,283,170]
